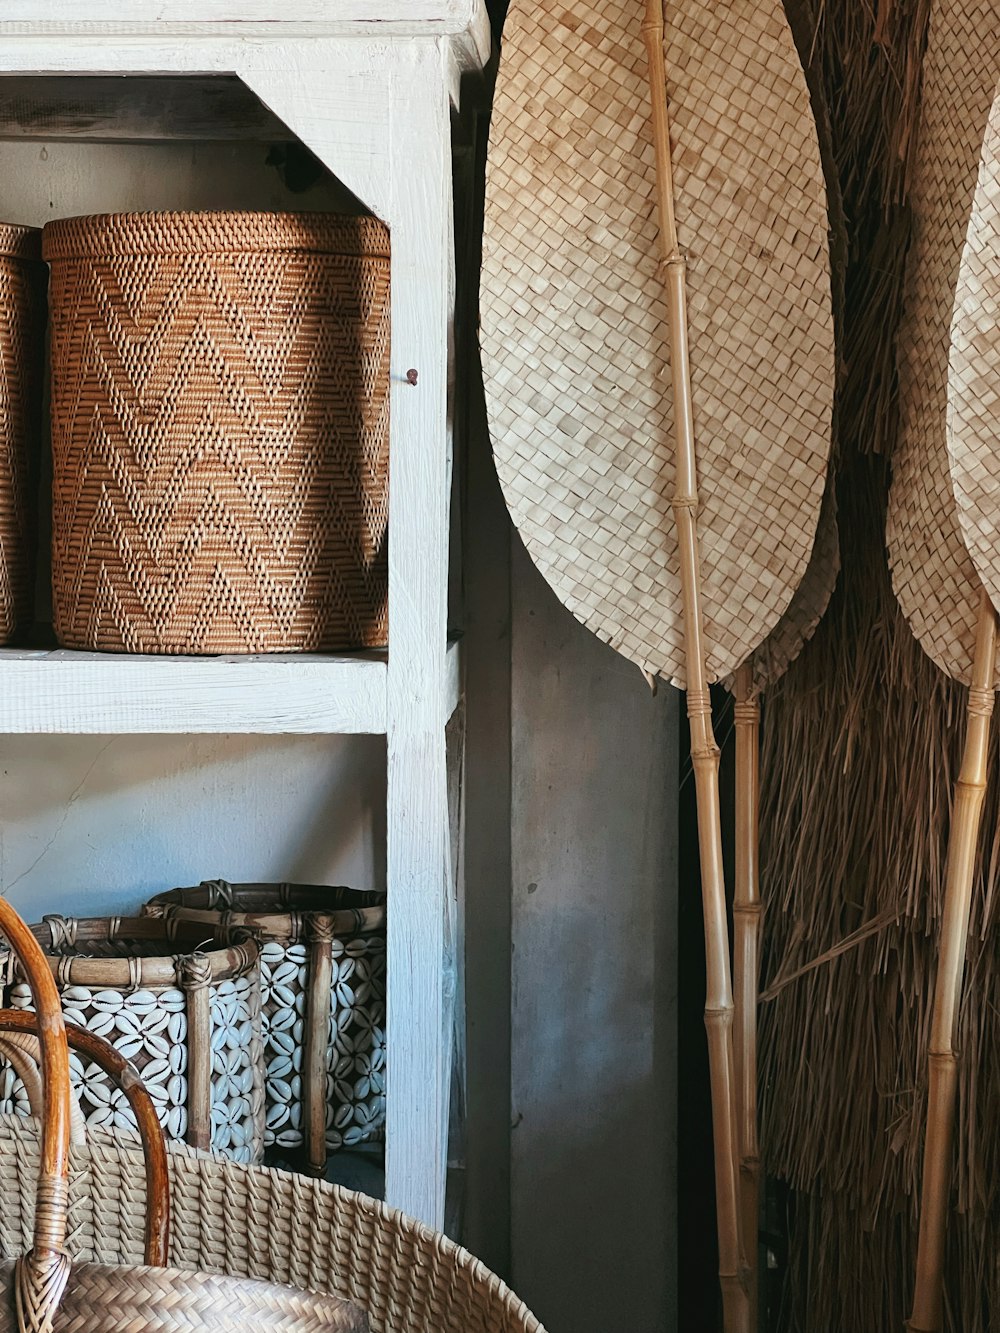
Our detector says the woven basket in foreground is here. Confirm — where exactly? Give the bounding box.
[0,225,44,645]
[0,1119,544,1333]
[0,914,265,1163]
[0,891,366,1332]
[144,879,386,1173]
[43,210,391,655]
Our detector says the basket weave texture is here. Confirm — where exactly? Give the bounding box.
[481,0,833,687]
[0,225,44,646]
[0,1120,544,1333]
[0,915,265,1163]
[887,0,1000,683]
[947,90,1000,619]
[43,210,391,655]
[144,881,387,1157]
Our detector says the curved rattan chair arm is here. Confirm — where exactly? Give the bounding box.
[0,1011,169,1268]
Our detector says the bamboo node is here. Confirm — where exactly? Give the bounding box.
[704,1005,734,1022]
[671,494,699,511]
[686,689,711,717]
[733,702,760,722]
[656,252,687,277]
[733,902,763,919]
[967,685,995,717]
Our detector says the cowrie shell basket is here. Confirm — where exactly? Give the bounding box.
[0,913,264,1163]
[143,880,386,1174]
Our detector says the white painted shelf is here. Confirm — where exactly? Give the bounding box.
[0,0,489,1231]
[0,642,462,734]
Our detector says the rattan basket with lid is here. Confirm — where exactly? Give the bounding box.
[43,210,390,655]
[0,224,44,645]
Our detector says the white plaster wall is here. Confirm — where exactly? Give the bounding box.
[0,135,385,921]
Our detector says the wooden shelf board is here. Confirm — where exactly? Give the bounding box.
[0,640,461,735]
[0,76,297,143]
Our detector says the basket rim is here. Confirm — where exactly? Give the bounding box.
[0,223,42,262]
[42,209,390,262]
[145,882,386,943]
[4,914,260,989]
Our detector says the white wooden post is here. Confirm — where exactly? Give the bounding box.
[383,42,455,1228]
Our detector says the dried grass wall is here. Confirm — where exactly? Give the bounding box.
[759,2,1000,1327]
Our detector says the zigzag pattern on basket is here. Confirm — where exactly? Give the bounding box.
[46,221,391,655]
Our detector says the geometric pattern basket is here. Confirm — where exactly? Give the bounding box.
[143,881,386,1173]
[0,913,265,1164]
[43,211,391,655]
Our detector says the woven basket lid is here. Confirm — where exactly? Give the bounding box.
[886,0,1000,685]
[481,0,834,687]
[948,91,1000,620]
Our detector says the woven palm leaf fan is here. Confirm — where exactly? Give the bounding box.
[482,1,834,1328]
[886,2,1000,1326]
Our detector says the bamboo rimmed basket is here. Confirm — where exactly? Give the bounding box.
[0,224,44,646]
[0,895,367,1332]
[0,914,265,1164]
[43,210,391,656]
[143,879,386,1173]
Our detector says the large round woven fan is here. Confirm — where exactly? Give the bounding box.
[481,0,834,687]
[887,0,1000,686]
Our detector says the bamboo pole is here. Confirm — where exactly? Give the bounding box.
[640,4,749,1328]
[733,663,761,1330]
[909,588,998,1333]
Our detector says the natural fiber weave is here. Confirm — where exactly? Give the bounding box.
[741,484,839,695]
[0,1119,544,1333]
[947,92,1000,613]
[0,1259,366,1331]
[886,0,1000,684]
[481,0,834,687]
[0,225,44,645]
[43,211,390,655]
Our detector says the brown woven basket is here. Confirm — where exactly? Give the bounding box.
[143,880,386,1174]
[43,211,391,655]
[0,225,44,646]
[0,914,265,1163]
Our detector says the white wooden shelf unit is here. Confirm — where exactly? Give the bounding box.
[0,0,491,1231]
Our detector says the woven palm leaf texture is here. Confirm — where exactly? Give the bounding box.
[481,0,835,689]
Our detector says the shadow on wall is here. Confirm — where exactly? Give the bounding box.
[0,733,387,918]
[508,538,677,1333]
